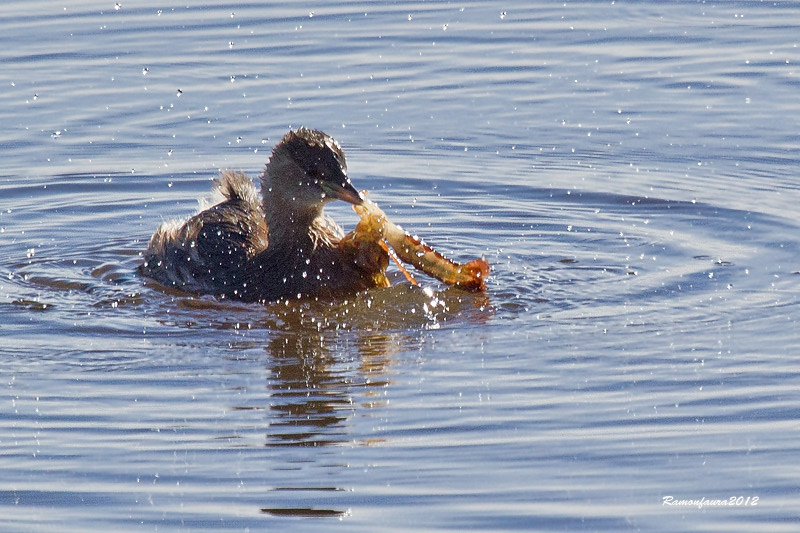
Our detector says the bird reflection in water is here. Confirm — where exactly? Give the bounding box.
[258,317,410,518]
[259,289,491,449]
[199,282,492,517]
[264,323,401,448]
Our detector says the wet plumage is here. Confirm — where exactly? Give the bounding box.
[140,128,389,302]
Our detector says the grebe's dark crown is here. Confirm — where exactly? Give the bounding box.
[270,127,362,205]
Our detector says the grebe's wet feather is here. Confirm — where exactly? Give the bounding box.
[140,128,389,302]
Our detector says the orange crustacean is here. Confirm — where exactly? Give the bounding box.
[343,194,490,292]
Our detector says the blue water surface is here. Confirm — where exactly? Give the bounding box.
[1,1,799,531]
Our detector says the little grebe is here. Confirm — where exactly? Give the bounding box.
[140,128,390,302]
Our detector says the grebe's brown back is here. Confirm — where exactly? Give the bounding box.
[140,128,389,302]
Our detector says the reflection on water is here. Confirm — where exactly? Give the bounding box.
[191,292,491,519]
[259,321,402,517]
[260,505,348,518]
[265,325,393,448]
[250,290,489,447]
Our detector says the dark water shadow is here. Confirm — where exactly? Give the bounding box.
[260,506,348,518]
[247,300,429,518]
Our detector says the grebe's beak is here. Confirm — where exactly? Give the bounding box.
[321,178,364,206]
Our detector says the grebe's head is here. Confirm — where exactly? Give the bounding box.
[264,127,363,209]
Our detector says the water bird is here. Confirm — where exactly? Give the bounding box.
[140,128,390,302]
